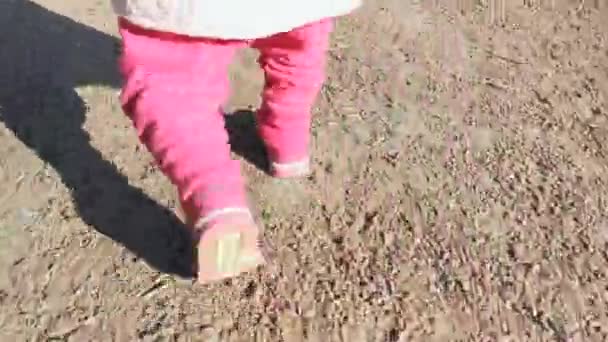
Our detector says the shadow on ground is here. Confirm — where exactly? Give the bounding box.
[224,109,270,174]
[0,1,198,277]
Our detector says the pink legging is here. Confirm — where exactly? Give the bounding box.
[118,18,333,221]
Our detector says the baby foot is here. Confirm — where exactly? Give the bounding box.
[179,203,266,284]
[195,211,265,284]
[270,158,311,179]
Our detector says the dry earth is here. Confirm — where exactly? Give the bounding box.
[1,0,608,341]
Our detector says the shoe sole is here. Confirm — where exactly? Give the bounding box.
[271,165,311,179]
[196,221,265,284]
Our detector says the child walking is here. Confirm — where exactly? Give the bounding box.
[111,0,362,283]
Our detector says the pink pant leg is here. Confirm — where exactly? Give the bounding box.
[118,19,248,221]
[252,19,334,164]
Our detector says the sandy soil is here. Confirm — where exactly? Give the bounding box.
[1,0,608,341]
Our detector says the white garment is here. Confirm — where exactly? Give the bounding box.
[111,0,362,39]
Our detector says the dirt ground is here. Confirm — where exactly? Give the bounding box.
[1,0,607,340]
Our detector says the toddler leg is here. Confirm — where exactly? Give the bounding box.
[252,19,334,178]
[118,19,264,282]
